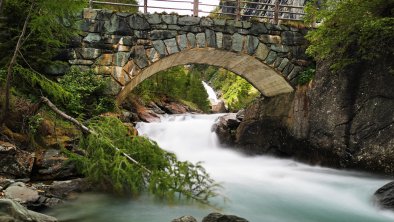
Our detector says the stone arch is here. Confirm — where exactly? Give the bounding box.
[116,47,293,104]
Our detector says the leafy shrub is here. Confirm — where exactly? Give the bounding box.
[297,67,316,85]
[66,116,220,203]
[305,0,394,70]
[58,68,116,118]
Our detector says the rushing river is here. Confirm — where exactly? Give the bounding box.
[48,114,394,222]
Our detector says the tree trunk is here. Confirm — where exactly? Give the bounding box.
[1,2,34,124]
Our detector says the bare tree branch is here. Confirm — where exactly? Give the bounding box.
[40,96,152,174]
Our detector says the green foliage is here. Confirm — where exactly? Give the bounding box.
[0,0,85,72]
[201,66,260,112]
[8,66,115,119]
[297,67,316,85]
[58,68,116,118]
[305,0,394,70]
[12,65,71,103]
[133,66,210,113]
[67,116,220,203]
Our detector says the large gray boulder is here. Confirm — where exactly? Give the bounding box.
[374,181,394,210]
[0,199,57,222]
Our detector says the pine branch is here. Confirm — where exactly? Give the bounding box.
[40,96,152,174]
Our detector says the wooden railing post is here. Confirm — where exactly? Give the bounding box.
[274,0,279,25]
[193,0,198,17]
[235,0,241,21]
[144,0,148,13]
[89,0,93,9]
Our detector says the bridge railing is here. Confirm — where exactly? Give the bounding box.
[88,0,305,24]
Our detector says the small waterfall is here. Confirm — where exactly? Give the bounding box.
[202,81,220,105]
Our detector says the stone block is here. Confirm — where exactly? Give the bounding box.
[259,35,282,44]
[119,36,135,46]
[79,48,101,60]
[151,24,168,29]
[177,34,188,51]
[213,19,226,26]
[234,21,243,28]
[205,29,216,48]
[117,45,130,52]
[149,30,177,40]
[134,30,149,38]
[181,25,202,33]
[113,52,130,66]
[250,22,268,35]
[277,58,289,71]
[196,33,206,48]
[131,45,149,68]
[94,66,112,75]
[216,32,223,49]
[254,43,269,60]
[265,51,277,65]
[287,66,303,80]
[168,25,181,30]
[146,13,162,24]
[162,14,178,25]
[271,44,290,53]
[178,16,201,26]
[129,14,150,30]
[231,33,243,52]
[242,21,252,29]
[112,66,127,85]
[274,57,283,68]
[164,38,179,55]
[246,35,259,55]
[83,33,101,43]
[187,33,196,48]
[201,17,213,27]
[152,40,168,57]
[149,48,160,62]
[281,31,305,45]
[222,34,232,51]
[103,14,119,33]
[283,63,294,76]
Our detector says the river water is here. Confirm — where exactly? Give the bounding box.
[48,114,394,222]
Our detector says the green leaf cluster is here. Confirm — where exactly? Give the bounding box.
[297,67,316,85]
[7,66,115,119]
[305,0,394,70]
[58,68,116,118]
[133,66,211,112]
[67,116,220,203]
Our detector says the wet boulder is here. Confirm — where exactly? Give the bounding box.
[374,181,394,210]
[172,215,198,222]
[202,213,248,222]
[212,113,240,145]
[0,199,57,222]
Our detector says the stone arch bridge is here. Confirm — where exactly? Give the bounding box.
[69,9,311,103]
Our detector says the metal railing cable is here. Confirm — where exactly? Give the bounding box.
[88,0,306,24]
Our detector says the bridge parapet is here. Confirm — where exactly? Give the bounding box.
[69,9,311,102]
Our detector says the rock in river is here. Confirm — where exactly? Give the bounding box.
[374,181,394,210]
[0,199,57,222]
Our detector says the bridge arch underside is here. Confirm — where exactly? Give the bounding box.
[117,48,293,103]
